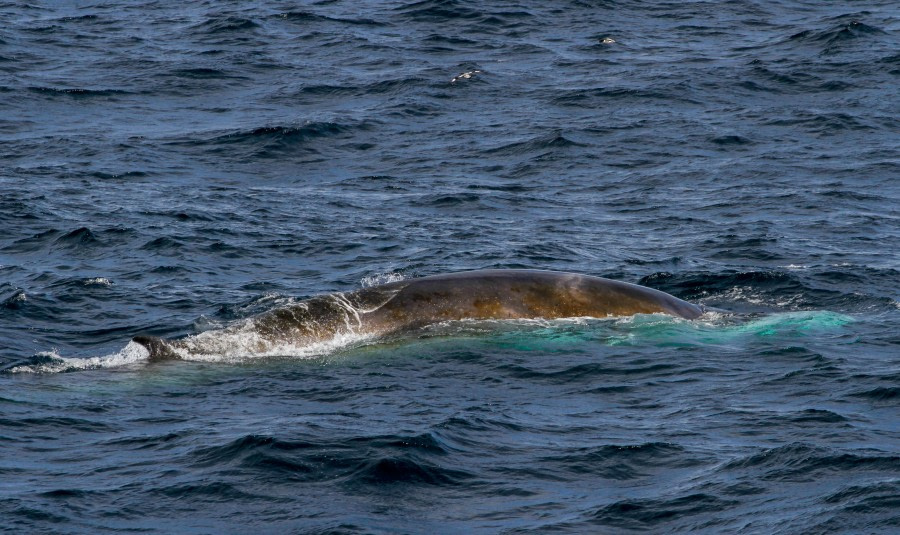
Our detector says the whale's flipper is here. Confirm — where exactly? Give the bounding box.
[133,335,180,362]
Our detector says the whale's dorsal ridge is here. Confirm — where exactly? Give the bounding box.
[348,282,408,314]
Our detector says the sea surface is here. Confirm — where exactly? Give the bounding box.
[1,0,898,532]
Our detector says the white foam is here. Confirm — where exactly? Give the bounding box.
[193,314,224,332]
[718,286,766,305]
[6,341,150,374]
[5,326,374,372]
[360,271,405,287]
[83,277,112,286]
[418,315,646,338]
[231,293,294,315]
[169,326,375,363]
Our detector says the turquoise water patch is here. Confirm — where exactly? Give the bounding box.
[604,311,854,347]
[387,311,855,356]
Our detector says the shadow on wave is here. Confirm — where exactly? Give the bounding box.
[538,442,709,481]
[166,121,369,159]
[189,432,470,486]
[275,11,385,27]
[786,18,886,54]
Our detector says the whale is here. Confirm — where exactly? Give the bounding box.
[132,269,705,361]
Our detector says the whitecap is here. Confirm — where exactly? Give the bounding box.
[360,271,405,287]
[6,341,150,374]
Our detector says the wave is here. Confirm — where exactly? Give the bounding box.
[849,386,899,403]
[52,14,101,23]
[3,341,150,374]
[412,192,481,207]
[275,11,384,27]
[168,121,365,159]
[27,86,131,98]
[291,77,423,98]
[482,131,585,157]
[539,442,705,481]
[641,269,896,313]
[150,482,261,502]
[552,86,700,107]
[787,18,886,53]
[190,16,259,34]
[140,236,184,252]
[0,416,114,432]
[167,68,245,80]
[742,62,857,95]
[55,226,98,246]
[720,442,899,481]
[395,0,534,30]
[395,0,485,23]
[761,110,876,135]
[213,123,351,144]
[709,134,753,146]
[2,227,109,253]
[591,493,738,530]
[1,284,26,309]
[186,431,467,486]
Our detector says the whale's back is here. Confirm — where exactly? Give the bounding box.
[365,270,702,330]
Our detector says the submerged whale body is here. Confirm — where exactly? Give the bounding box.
[133,269,705,361]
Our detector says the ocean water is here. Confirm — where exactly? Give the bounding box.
[1,0,898,532]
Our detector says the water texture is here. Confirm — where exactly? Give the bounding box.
[1,0,898,532]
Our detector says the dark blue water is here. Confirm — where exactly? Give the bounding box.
[2,1,898,532]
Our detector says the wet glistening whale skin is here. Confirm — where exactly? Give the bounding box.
[133,269,705,361]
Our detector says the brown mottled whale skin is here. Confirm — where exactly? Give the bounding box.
[133,269,703,361]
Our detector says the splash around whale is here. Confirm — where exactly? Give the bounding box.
[133,269,708,362]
